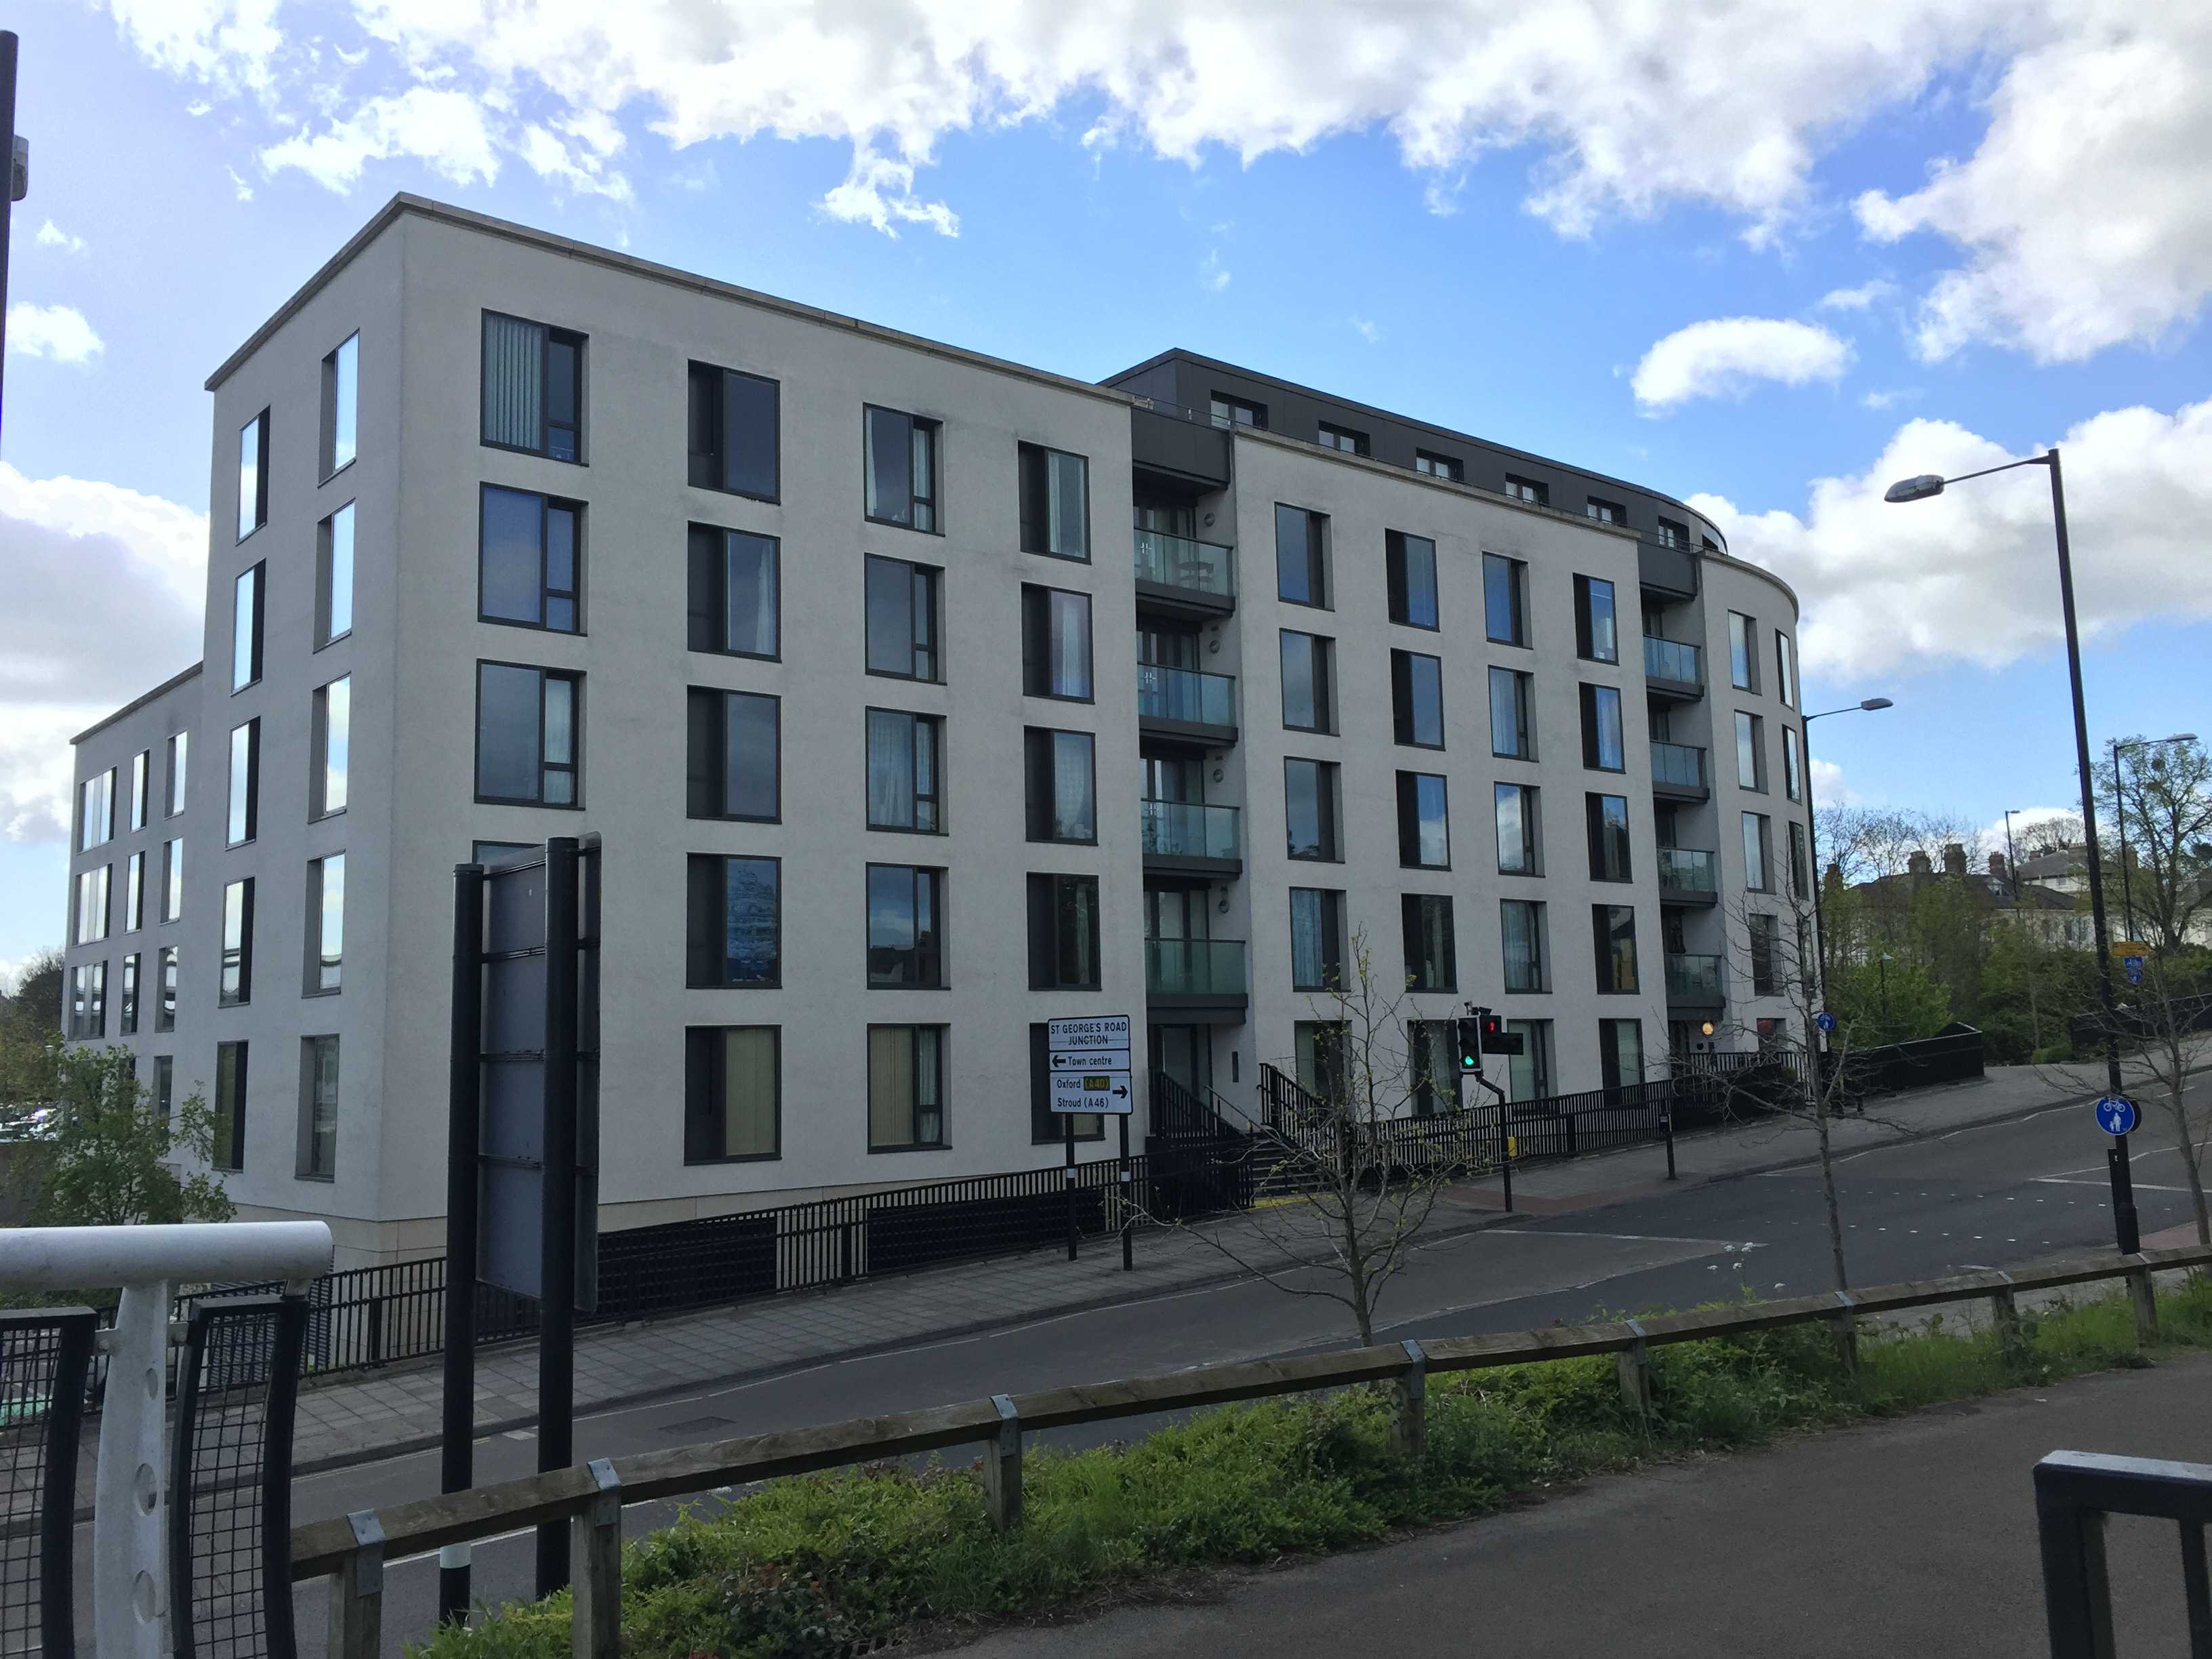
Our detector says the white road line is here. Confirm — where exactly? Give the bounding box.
[2034,1177,2198,1193]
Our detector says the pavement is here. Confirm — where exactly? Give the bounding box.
[955,1350,2212,1658]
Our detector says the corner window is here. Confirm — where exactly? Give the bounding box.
[213,1042,247,1172]
[307,853,344,994]
[687,688,781,822]
[687,361,779,500]
[480,486,581,633]
[1574,575,1618,663]
[316,502,355,647]
[1776,630,1798,708]
[161,840,183,924]
[1027,874,1101,991]
[482,312,583,462]
[1317,421,1368,455]
[73,865,110,945]
[298,1035,340,1179]
[1289,888,1346,991]
[1021,586,1094,701]
[867,864,945,988]
[1586,794,1633,882]
[165,731,188,819]
[1784,725,1804,802]
[1286,758,1340,862]
[1729,612,1759,692]
[1483,554,1527,645]
[686,854,780,987]
[226,718,259,845]
[1386,530,1439,629]
[685,1027,781,1162]
[1593,904,1639,994]
[1210,394,1265,430]
[687,526,779,659]
[237,409,268,540]
[321,333,358,479]
[1019,443,1090,560]
[1401,894,1456,993]
[78,768,114,851]
[1414,451,1462,482]
[1024,728,1097,844]
[1584,497,1624,525]
[1391,650,1445,748]
[1489,668,1535,760]
[312,677,350,818]
[1275,505,1329,607]
[866,709,942,832]
[863,556,941,681]
[1580,684,1625,772]
[1736,711,1766,792]
[1496,783,1540,875]
[1279,631,1334,733]
[864,405,940,533]
[220,876,255,1006]
[1502,899,1548,993]
[1502,474,1547,508]
[868,1025,947,1151]
[475,662,580,806]
[232,562,264,691]
[1397,772,1450,869]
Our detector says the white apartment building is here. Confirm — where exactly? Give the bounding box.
[63,197,1809,1267]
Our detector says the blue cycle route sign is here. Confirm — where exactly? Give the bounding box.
[2095,1095,2139,1137]
[1815,1011,1837,1034]
[2123,955,2146,986]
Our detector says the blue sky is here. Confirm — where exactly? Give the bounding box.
[3,1,2208,981]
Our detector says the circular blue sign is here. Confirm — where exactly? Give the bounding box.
[1815,1011,1838,1033]
[2095,1095,2139,1136]
[2124,956,2145,985]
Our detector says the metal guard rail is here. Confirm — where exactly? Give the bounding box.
[295,1242,2212,1654]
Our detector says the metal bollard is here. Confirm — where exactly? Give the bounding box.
[572,1458,623,1659]
[983,1394,1024,1530]
[1391,1339,1427,1461]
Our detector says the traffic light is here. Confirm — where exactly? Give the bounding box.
[1454,1016,1484,1075]
[1479,1010,1523,1056]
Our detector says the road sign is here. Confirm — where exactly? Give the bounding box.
[1815,1011,1838,1033]
[2110,941,2150,959]
[1047,1014,1130,1052]
[2095,1095,2139,1137]
[2123,955,2146,985]
[1049,1048,1131,1072]
[1050,1076,1134,1115]
[1048,1013,1133,1114]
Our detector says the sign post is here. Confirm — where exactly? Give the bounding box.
[1046,1015,1134,1269]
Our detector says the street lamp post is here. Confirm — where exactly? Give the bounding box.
[2108,734,2198,945]
[1799,697,1894,1036]
[2003,809,2022,902]
[1885,448,2140,1254]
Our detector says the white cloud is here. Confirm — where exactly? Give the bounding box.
[260,85,500,192]
[817,144,957,237]
[1692,397,2212,678]
[1350,316,1380,344]
[34,221,86,255]
[225,165,255,201]
[1810,757,1856,808]
[5,304,104,365]
[0,466,205,842]
[1819,279,1895,310]
[1199,249,1230,292]
[1631,317,1851,410]
[1860,388,1918,411]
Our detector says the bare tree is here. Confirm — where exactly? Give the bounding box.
[2096,736,2212,954]
[1816,805,1986,887]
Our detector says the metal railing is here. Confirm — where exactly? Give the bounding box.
[295,1243,2212,1659]
[1651,741,1707,790]
[2034,1449,2212,1656]
[1827,1023,1987,1094]
[1140,798,1241,861]
[1643,636,1703,684]
[1132,527,1235,600]
[1136,661,1237,726]
[1658,847,1719,896]
[1145,938,1248,997]
[0,1308,94,1657]
[1666,953,1725,1004]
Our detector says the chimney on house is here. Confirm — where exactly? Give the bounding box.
[1943,842,1967,878]
[1989,851,2009,885]
[1908,850,1933,877]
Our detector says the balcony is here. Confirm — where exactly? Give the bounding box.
[1666,953,1726,1009]
[1141,798,1242,877]
[1137,662,1237,747]
[1145,937,1249,1021]
[1658,847,1719,905]
[1651,740,1709,803]
[1643,637,1704,699]
[1134,527,1236,618]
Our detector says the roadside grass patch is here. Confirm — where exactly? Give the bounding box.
[410,1273,2212,1659]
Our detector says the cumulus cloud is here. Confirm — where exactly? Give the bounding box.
[1819,279,1895,310]
[1631,317,1852,410]
[1810,758,1855,808]
[1691,398,2212,678]
[260,85,501,190]
[35,221,86,255]
[0,466,205,842]
[5,304,104,365]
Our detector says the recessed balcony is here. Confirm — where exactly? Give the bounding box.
[1651,741,1710,803]
[1644,636,1704,700]
[1658,847,1719,905]
[1666,952,1726,1009]
[1140,798,1241,878]
[1136,662,1237,747]
[1134,527,1236,619]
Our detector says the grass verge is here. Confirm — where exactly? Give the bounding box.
[413,1274,2212,1658]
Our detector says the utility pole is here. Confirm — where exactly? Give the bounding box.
[1,30,22,455]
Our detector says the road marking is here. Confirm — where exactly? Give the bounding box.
[2035,1177,2197,1193]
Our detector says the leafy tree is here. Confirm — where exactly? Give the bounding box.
[0,948,64,1105]
[34,1046,234,1227]
[1824,954,1951,1049]
[2096,736,2212,954]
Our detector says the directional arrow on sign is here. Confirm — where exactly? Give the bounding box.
[1052,1049,1131,1071]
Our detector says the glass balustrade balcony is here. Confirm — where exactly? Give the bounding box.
[1658,847,1719,897]
[1145,938,1248,997]
[1644,636,1703,687]
[1136,662,1236,728]
[1140,798,1242,862]
[1666,953,1725,1004]
[1651,741,1708,792]
[1134,527,1236,601]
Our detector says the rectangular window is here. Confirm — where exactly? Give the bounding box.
[129,750,148,832]
[1784,725,1804,802]
[316,502,355,647]
[1502,474,1547,507]
[1750,912,1782,996]
[157,947,177,1032]
[1574,574,1618,663]
[1385,530,1439,629]
[312,677,351,818]
[1654,517,1688,550]
[1018,443,1090,560]
[686,361,779,499]
[1401,893,1456,992]
[1586,793,1633,882]
[1729,611,1759,691]
[1279,631,1334,733]
[1496,782,1540,874]
[1594,904,1640,994]
[232,562,264,691]
[866,709,942,832]
[1027,874,1101,990]
[684,525,779,659]
[1775,630,1797,708]
[1295,1020,1347,1099]
[482,312,583,462]
[213,1042,247,1171]
[868,1025,946,1151]
[1396,771,1450,869]
[1209,394,1265,429]
[1585,496,1624,525]
[1599,1020,1645,1093]
[1286,758,1340,861]
[1024,728,1097,844]
[1406,1020,1458,1118]
[686,854,781,987]
[867,864,945,988]
[77,769,113,852]
[1580,684,1625,771]
[66,962,104,1039]
[1021,586,1094,700]
[1275,504,1328,607]
[307,853,344,994]
[1788,820,1811,899]
[227,718,259,845]
[1489,667,1534,759]
[687,688,781,821]
[480,485,581,633]
[119,954,140,1036]
[1507,1020,1555,1104]
[237,409,268,540]
[1483,554,1528,645]
[1391,650,1446,748]
[1414,451,1462,482]
[165,731,188,818]
[864,405,940,533]
[73,865,110,945]
[125,851,145,932]
[298,1036,340,1179]
[1031,1025,1105,1144]
[1316,420,1369,455]
[1289,888,1346,991]
[321,333,358,478]
[220,877,255,1006]
[1736,711,1765,791]
[1501,899,1547,993]
[161,840,183,924]
[155,1054,173,1118]
[863,555,941,681]
[1743,811,1772,891]
[684,1027,781,1163]
[475,663,580,806]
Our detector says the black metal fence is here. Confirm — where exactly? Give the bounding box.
[0,1307,94,1656]
[1829,1023,1987,1097]
[2032,1448,2212,1655]
[2070,990,2212,1054]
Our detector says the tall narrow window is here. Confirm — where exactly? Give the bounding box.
[1736,711,1765,791]
[1394,771,1449,869]
[1286,758,1340,861]
[1728,612,1759,691]
[863,556,940,681]
[866,709,942,832]
[1789,820,1811,899]
[867,864,945,987]
[1593,904,1639,993]
[1599,1020,1645,1093]
[125,851,145,932]
[686,361,779,499]
[1401,894,1456,992]
[1775,630,1797,708]
[1574,575,1618,663]
[74,865,110,945]
[1386,530,1439,628]
[1580,684,1624,771]
[312,677,350,817]
[1496,783,1540,874]
[482,312,583,462]
[1391,651,1445,747]
[1024,728,1097,844]
[864,405,939,533]
[1507,1021,1554,1103]
[237,409,268,540]
[480,486,581,633]
[1750,912,1782,996]
[686,855,780,987]
[1586,793,1633,882]
[1279,632,1334,733]
[1501,899,1547,993]
[298,1036,340,1179]
[687,526,779,659]
[157,946,177,1031]
[1743,812,1772,891]
[232,562,264,691]
[165,731,188,818]
[129,750,149,832]
[687,689,781,821]
[1784,725,1804,802]
[1289,888,1346,991]
[155,1054,173,1117]
[316,502,355,647]
[227,718,259,845]
[307,853,345,994]
[475,663,579,806]
[1027,874,1101,990]
[1275,504,1328,607]
[869,1025,947,1151]
[66,963,106,1039]
[77,769,114,851]
[685,1026,781,1163]
[1490,667,1534,758]
[161,840,183,924]
[1019,443,1090,560]
[213,1042,247,1171]
[220,876,255,1006]
[1021,586,1094,701]
[1483,554,1527,645]
[321,333,359,478]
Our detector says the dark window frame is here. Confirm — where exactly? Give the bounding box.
[237,408,270,542]
[315,500,356,649]
[480,310,586,464]
[1502,474,1549,508]
[232,560,265,693]
[1395,771,1452,870]
[1586,792,1634,882]
[226,716,260,848]
[686,853,783,989]
[1020,583,1095,703]
[1316,420,1370,455]
[867,1023,949,1153]
[684,1025,783,1164]
[1385,529,1440,630]
[687,687,783,823]
[297,1033,340,1181]
[1490,666,1536,760]
[1593,903,1641,995]
[1279,630,1335,734]
[686,359,781,502]
[1413,450,1463,483]
[472,660,583,809]
[1017,441,1092,562]
[1027,873,1103,991]
[865,707,945,834]
[1209,392,1266,430]
[1274,504,1330,609]
[1285,756,1341,863]
[305,852,344,997]
[1574,573,1620,663]
[866,862,947,990]
[1483,553,1528,647]
[213,1040,247,1172]
[686,523,781,661]
[863,403,943,536]
[1023,726,1099,846]
[1584,495,1626,525]
[1400,893,1458,994]
[1390,649,1446,749]
[477,484,584,636]
[1501,897,1549,994]
[1288,887,1347,992]
[1580,683,1626,773]
[863,554,943,683]
[1495,781,1540,876]
[320,332,359,483]
[220,876,255,1008]
[310,675,350,821]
